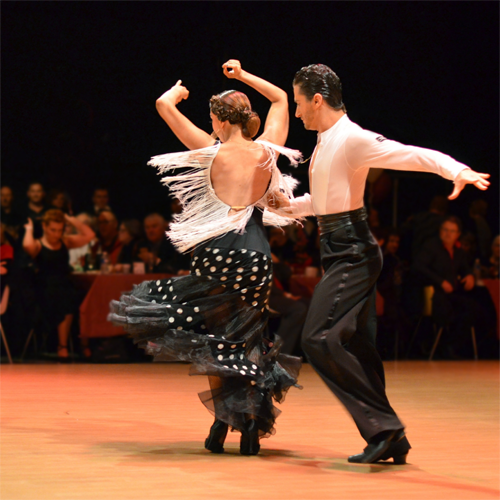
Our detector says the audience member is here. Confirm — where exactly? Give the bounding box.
[1,186,23,234]
[117,219,143,265]
[413,216,477,357]
[92,209,123,265]
[487,235,500,279]
[0,223,14,299]
[459,231,477,268]
[467,199,492,264]
[22,209,95,360]
[268,227,295,264]
[89,187,111,217]
[68,213,97,269]
[22,182,47,238]
[47,189,73,214]
[136,213,189,273]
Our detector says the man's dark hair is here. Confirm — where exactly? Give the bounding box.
[293,64,346,112]
[442,215,463,233]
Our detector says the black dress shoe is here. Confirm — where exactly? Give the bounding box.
[205,419,228,453]
[378,432,411,464]
[348,430,397,464]
[240,419,260,456]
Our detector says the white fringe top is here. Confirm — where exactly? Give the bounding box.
[148,140,303,254]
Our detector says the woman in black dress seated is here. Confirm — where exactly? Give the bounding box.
[109,60,303,455]
[23,209,95,360]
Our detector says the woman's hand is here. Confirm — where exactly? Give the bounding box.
[223,60,242,80]
[160,80,189,106]
[24,218,34,232]
[64,214,75,225]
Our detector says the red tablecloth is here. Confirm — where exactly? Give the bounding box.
[289,274,384,316]
[482,278,499,337]
[73,273,173,338]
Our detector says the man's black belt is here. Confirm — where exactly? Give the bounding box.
[316,207,368,235]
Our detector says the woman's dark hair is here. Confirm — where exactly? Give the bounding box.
[121,219,143,240]
[43,209,65,225]
[209,90,261,138]
[293,64,346,112]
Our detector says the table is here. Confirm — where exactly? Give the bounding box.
[72,273,173,338]
[289,274,385,316]
[482,278,499,337]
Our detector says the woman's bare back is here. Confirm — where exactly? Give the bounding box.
[211,142,272,209]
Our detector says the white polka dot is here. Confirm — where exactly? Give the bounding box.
[205,248,210,252]
[173,296,177,300]
[204,262,209,267]
[236,275,242,281]
[201,325,206,329]
[196,270,201,276]
[149,289,152,294]
[250,380,256,385]
[254,293,260,298]
[169,286,173,292]
[242,343,246,347]
[241,249,247,254]
[203,258,208,262]
[264,265,268,270]
[158,286,162,292]
[191,337,197,341]
[151,300,156,304]
[253,258,259,262]
[208,334,214,337]
[243,365,248,370]
[250,370,256,375]
[256,287,262,290]
[177,326,183,330]
[252,267,259,272]
[241,288,247,293]
[193,258,197,262]
[194,307,200,313]
[213,249,219,254]
[218,344,224,349]
[216,256,223,261]
[240,370,246,375]
[231,344,237,349]
[210,266,216,272]
[187,317,192,322]
[226,258,232,263]
[218,355,223,361]
[229,250,235,255]
[262,276,267,281]
[240,354,244,359]
[156,280,161,286]
[166,304,171,308]
[237,267,244,273]
[176,308,182,314]
[222,268,228,273]
[169,317,175,323]
[251,252,256,256]
[229,354,234,359]
[162,294,167,300]
[263,256,267,260]
[233,364,238,369]
[250,276,257,281]
[252,301,258,306]
[220,276,227,281]
[233,284,240,289]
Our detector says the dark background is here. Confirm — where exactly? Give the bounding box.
[2,1,498,230]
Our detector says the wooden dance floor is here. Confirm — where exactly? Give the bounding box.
[1,361,499,500]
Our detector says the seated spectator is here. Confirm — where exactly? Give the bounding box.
[488,235,500,279]
[22,209,95,360]
[1,186,23,236]
[413,216,477,357]
[268,226,295,264]
[467,199,492,264]
[459,231,477,268]
[268,253,308,355]
[47,189,73,214]
[89,187,111,217]
[22,182,47,239]
[117,219,143,265]
[68,213,97,270]
[91,209,123,265]
[0,223,14,299]
[137,213,189,274]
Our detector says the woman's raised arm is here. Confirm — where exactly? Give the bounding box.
[223,60,288,147]
[156,80,216,151]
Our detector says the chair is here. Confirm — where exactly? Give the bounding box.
[406,286,478,360]
[0,286,14,364]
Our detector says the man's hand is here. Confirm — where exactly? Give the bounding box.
[441,280,454,293]
[448,169,490,200]
[461,274,475,291]
[24,218,34,232]
[222,60,242,80]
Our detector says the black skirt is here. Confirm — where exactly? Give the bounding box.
[109,210,302,437]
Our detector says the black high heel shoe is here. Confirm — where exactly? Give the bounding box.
[240,419,260,456]
[205,419,228,453]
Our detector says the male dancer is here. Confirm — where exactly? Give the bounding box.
[277,64,489,464]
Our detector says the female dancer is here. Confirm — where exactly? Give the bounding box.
[109,60,302,455]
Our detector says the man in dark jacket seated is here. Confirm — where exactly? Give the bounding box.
[137,213,189,274]
[413,216,477,357]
